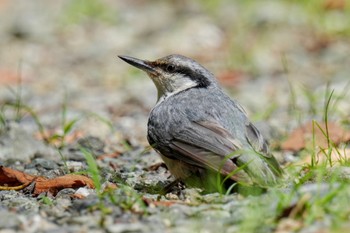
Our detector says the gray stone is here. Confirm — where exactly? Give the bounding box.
[0,195,39,214]
[26,158,59,170]
[77,136,105,154]
[0,210,21,229]
[0,123,56,162]
[107,223,147,233]
[329,166,350,181]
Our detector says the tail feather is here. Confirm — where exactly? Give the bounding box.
[236,152,283,187]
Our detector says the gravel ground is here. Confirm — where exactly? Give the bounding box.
[1,1,350,233]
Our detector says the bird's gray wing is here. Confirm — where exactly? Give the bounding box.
[244,121,284,181]
[233,100,272,158]
[229,99,283,181]
[168,120,251,182]
[245,122,272,158]
[167,120,283,186]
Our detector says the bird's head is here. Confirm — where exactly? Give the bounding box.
[119,54,218,101]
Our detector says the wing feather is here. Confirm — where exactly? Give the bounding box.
[166,120,252,183]
[164,120,282,186]
[170,140,249,182]
[245,122,272,158]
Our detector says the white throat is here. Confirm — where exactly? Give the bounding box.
[155,77,197,104]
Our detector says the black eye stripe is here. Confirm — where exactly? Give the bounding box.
[160,64,211,88]
[159,64,188,74]
[177,67,211,88]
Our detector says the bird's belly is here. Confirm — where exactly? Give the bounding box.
[160,154,193,180]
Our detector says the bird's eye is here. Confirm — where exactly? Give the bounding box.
[166,64,176,72]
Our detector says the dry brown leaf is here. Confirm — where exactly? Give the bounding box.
[304,34,333,53]
[0,166,94,195]
[217,70,246,88]
[0,166,37,185]
[35,130,84,146]
[34,174,95,195]
[0,69,20,85]
[97,151,121,160]
[282,121,350,152]
[323,0,346,10]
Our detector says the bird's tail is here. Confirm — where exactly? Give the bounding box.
[237,151,284,187]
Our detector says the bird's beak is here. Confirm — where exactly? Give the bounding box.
[118,55,157,74]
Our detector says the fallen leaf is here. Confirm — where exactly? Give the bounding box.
[0,166,37,186]
[282,121,350,152]
[35,129,84,146]
[217,70,246,88]
[323,0,346,10]
[0,69,20,86]
[304,34,333,53]
[0,68,33,86]
[35,174,95,195]
[0,166,94,196]
[97,151,121,160]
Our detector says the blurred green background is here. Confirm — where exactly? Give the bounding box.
[0,0,349,142]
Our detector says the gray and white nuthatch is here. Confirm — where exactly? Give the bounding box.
[119,54,283,191]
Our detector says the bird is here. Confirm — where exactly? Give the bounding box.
[119,54,283,192]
